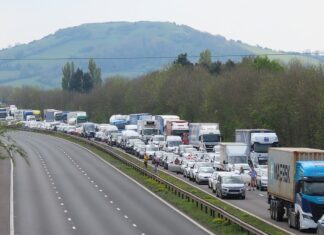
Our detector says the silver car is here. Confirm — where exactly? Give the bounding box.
[188,162,213,181]
[183,161,195,178]
[195,167,214,184]
[215,173,246,199]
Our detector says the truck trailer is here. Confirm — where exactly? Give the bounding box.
[189,123,221,152]
[44,109,63,122]
[268,148,324,231]
[155,115,180,135]
[137,119,158,143]
[235,129,279,167]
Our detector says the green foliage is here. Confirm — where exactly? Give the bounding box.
[199,50,212,66]
[253,56,284,72]
[1,57,324,148]
[62,59,100,93]
[173,53,193,67]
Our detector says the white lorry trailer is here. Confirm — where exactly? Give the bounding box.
[67,111,87,126]
[189,123,221,152]
[137,119,158,143]
[235,129,279,167]
[219,142,249,172]
[268,148,324,231]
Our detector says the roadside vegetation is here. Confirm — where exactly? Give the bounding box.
[1,54,323,148]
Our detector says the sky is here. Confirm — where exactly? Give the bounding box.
[1,0,324,52]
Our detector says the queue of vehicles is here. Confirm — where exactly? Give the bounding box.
[3,107,324,233]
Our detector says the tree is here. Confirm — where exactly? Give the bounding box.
[88,59,102,86]
[82,72,93,93]
[69,68,83,92]
[61,62,74,90]
[199,50,212,67]
[253,56,283,72]
[173,53,193,66]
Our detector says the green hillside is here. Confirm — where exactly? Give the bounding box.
[0,21,321,88]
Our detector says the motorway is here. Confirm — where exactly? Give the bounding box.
[107,145,305,235]
[10,131,212,235]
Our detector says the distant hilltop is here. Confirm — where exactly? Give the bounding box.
[0,21,322,88]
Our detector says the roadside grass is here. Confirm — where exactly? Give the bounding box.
[25,130,288,235]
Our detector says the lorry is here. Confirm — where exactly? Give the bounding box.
[44,109,63,122]
[268,148,324,231]
[137,119,159,143]
[235,129,279,167]
[13,109,24,121]
[32,110,42,121]
[189,123,221,152]
[219,142,249,172]
[155,115,180,135]
[67,111,87,126]
[0,107,7,121]
[165,120,189,144]
[62,111,70,123]
[23,109,34,121]
[128,113,151,125]
[109,114,128,130]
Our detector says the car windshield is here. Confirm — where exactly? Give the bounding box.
[302,181,324,196]
[146,146,158,151]
[196,162,212,168]
[223,176,243,184]
[172,130,189,136]
[199,167,214,173]
[254,142,279,153]
[228,156,247,164]
[143,129,158,135]
[154,136,164,141]
[202,134,220,142]
[84,124,95,132]
[168,141,182,147]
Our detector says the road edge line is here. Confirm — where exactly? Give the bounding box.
[9,151,14,235]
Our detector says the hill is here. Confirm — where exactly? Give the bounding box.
[0,21,321,88]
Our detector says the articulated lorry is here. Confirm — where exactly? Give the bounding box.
[128,113,151,125]
[155,115,180,135]
[137,119,158,143]
[44,109,63,122]
[109,114,128,130]
[235,129,279,167]
[189,123,221,152]
[268,148,324,231]
[165,120,189,144]
[67,111,87,126]
[219,142,249,171]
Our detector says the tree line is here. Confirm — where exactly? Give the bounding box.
[0,53,323,149]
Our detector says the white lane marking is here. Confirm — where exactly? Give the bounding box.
[71,144,217,235]
[104,195,108,198]
[132,224,137,228]
[95,185,98,188]
[110,201,114,204]
[91,181,94,183]
[259,194,264,197]
[10,152,14,235]
[60,203,64,206]
[68,218,72,221]
[124,215,128,219]
[99,189,103,192]
[64,210,68,213]
[58,197,62,200]
[72,226,76,230]
[116,208,120,211]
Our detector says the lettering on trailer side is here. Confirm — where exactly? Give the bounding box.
[274,163,290,183]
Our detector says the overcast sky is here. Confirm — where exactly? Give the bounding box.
[1,0,324,52]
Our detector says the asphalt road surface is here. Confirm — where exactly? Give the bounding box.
[109,144,307,235]
[10,131,212,235]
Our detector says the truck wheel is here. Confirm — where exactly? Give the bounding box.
[276,201,284,221]
[270,200,274,219]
